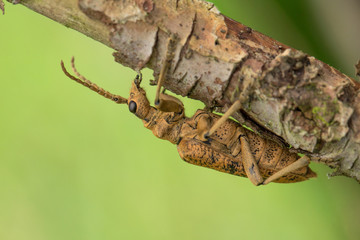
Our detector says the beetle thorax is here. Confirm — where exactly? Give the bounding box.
[142,109,185,144]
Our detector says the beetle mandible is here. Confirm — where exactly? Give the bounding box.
[61,56,316,186]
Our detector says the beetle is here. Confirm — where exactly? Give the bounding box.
[61,57,316,185]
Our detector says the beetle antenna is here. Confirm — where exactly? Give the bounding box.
[61,57,127,104]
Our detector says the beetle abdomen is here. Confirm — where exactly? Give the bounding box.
[177,137,316,183]
[246,130,316,183]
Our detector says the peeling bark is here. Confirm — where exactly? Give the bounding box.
[4,0,360,182]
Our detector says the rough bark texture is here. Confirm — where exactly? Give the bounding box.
[5,0,360,182]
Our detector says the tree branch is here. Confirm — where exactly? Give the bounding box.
[4,0,360,182]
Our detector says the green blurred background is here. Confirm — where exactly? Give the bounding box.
[1,0,360,239]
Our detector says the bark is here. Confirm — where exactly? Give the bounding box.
[4,0,360,182]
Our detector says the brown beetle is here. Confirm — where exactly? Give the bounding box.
[61,57,316,185]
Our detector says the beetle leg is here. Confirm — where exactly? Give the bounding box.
[204,99,242,138]
[239,135,264,186]
[154,36,170,106]
[203,77,255,139]
[155,92,184,113]
[263,155,310,185]
[154,35,180,112]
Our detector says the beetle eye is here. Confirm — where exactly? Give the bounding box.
[129,101,137,113]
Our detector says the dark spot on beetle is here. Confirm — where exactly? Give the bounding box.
[179,23,183,27]
[210,153,215,163]
[289,176,296,181]
[215,39,220,46]
[113,97,119,102]
[228,164,236,174]
[204,132,210,140]
[203,138,212,145]
[201,27,205,31]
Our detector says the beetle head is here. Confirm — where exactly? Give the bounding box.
[127,75,151,119]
